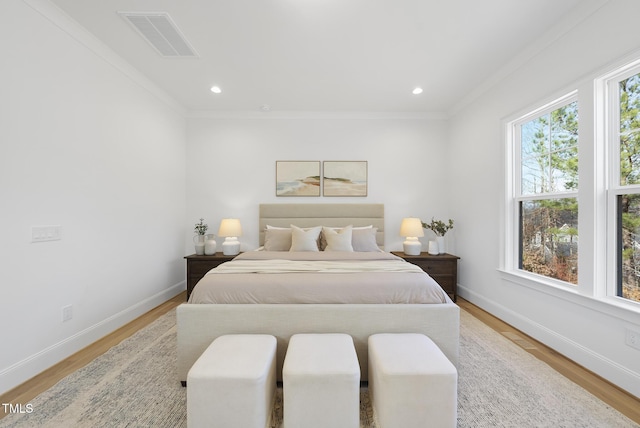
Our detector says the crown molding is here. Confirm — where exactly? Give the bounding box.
[448,0,611,117]
[23,0,187,117]
[187,110,448,121]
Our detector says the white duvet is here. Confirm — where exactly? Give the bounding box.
[188,251,449,304]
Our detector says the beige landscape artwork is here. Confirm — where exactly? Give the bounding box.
[323,161,367,196]
[276,161,321,196]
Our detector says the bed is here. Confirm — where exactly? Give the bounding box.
[177,203,459,384]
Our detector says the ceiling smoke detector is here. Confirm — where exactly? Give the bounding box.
[118,12,198,57]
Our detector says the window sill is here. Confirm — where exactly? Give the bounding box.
[498,269,640,323]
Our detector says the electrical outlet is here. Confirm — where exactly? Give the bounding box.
[626,328,640,350]
[32,225,61,243]
[62,305,73,322]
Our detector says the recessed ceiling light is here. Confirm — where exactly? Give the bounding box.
[412,87,423,95]
[210,86,222,94]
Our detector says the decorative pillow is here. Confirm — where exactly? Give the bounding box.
[265,225,322,250]
[290,225,322,252]
[264,228,292,251]
[322,225,354,252]
[319,225,373,250]
[352,227,381,252]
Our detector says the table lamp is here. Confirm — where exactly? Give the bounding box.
[400,217,424,256]
[218,218,242,256]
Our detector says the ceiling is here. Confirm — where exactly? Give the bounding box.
[48,0,584,114]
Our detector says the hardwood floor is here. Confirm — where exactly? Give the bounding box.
[1,294,639,424]
[457,299,640,424]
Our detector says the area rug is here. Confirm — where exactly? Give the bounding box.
[1,309,637,427]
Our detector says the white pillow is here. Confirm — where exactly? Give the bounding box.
[290,225,322,252]
[264,228,292,251]
[322,225,354,252]
[319,225,372,250]
[352,227,381,252]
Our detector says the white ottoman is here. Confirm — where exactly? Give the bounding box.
[368,333,458,428]
[187,334,277,428]
[283,333,360,428]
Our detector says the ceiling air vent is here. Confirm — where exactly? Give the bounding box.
[118,12,198,57]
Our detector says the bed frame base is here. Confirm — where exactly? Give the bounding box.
[177,302,459,383]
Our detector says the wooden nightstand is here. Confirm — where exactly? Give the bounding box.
[391,252,460,302]
[184,253,237,300]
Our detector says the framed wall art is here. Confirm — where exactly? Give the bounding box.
[276,161,321,196]
[323,161,368,197]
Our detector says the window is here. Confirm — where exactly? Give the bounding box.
[511,95,579,285]
[506,54,640,309]
[610,68,640,304]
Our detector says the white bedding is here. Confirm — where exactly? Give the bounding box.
[188,251,448,304]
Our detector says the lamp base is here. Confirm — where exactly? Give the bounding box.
[403,237,421,256]
[222,237,240,256]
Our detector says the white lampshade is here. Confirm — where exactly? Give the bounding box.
[399,218,424,238]
[400,217,424,256]
[218,218,243,237]
[218,219,242,256]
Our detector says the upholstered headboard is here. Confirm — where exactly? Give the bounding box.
[259,203,384,248]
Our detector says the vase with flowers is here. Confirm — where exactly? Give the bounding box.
[193,218,208,255]
[421,217,454,254]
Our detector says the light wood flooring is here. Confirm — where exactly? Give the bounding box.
[1,293,639,424]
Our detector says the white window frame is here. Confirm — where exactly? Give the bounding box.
[505,91,579,289]
[601,59,640,306]
[503,53,640,315]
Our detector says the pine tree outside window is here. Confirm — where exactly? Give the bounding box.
[511,95,579,285]
[612,70,640,304]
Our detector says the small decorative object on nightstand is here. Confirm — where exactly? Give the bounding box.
[218,218,242,256]
[421,217,454,254]
[392,251,460,302]
[193,218,209,255]
[184,253,237,300]
[193,235,205,255]
[204,233,217,255]
[399,218,424,256]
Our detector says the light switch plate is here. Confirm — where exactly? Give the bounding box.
[32,225,61,242]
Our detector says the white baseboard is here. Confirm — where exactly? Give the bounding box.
[0,281,185,396]
[458,285,640,399]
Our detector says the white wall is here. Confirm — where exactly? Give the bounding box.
[449,0,640,397]
[0,0,187,394]
[186,113,451,253]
